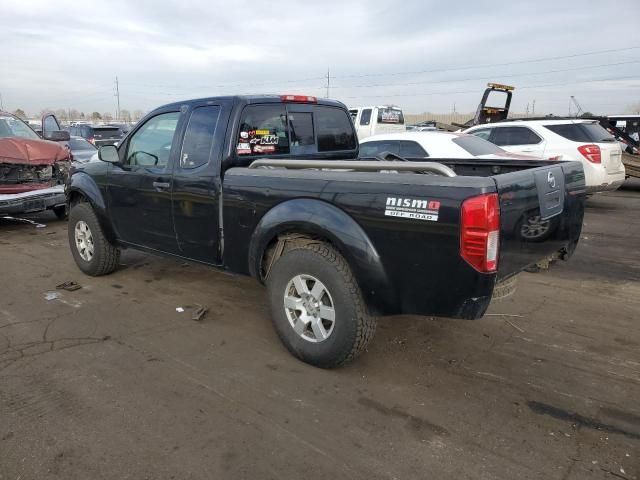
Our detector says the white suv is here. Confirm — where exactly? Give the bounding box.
[465,119,625,193]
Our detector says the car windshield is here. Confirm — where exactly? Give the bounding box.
[0,115,40,140]
[544,122,615,143]
[69,137,97,151]
[452,135,505,155]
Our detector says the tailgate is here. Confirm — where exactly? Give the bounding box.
[494,161,585,280]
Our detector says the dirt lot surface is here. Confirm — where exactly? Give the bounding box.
[1,181,639,480]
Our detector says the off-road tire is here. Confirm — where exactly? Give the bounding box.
[491,274,518,302]
[68,202,120,276]
[266,243,376,368]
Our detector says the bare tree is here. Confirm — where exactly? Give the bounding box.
[103,112,114,122]
[54,109,69,122]
[119,109,132,122]
[133,110,145,121]
[91,112,102,121]
[12,108,27,119]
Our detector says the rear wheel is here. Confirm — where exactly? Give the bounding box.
[266,243,376,368]
[68,202,120,276]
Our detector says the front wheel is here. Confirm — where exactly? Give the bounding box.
[68,202,120,276]
[266,243,376,368]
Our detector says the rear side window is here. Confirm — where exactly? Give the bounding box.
[360,109,372,126]
[359,140,400,157]
[377,107,404,125]
[316,106,357,152]
[452,135,505,155]
[237,105,289,156]
[180,106,220,168]
[544,123,615,143]
[289,112,314,146]
[400,141,428,157]
[491,126,542,146]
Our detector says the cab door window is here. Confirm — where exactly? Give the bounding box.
[360,109,372,126]
[126,112,180,168]
[492,126,542,146]
[180,106,220,169]
[400,140,428,157]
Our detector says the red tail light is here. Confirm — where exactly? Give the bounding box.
[88,137,95,145]
[280,94,317,103]
[460,193,500,273]
[577,144,601,164]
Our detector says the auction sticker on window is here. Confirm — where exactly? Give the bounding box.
[384,197,440,221]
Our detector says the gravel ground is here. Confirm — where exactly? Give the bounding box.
[1,180,638,480]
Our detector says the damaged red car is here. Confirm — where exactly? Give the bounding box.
[0,111,71,219]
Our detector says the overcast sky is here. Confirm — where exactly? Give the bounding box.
[1,0,639,117]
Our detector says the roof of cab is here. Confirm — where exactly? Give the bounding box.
[157,95,347,112]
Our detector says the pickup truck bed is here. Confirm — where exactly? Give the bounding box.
[65,94,585,367]
[223,158,584,318]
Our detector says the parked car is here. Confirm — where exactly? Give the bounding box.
[407,121,437,132]
[66,94,585,368]
[359,131,537,160]
[348,105,406,140]
[68,136,98,164]
[0,111,71,218]
[465,119,625,193]
[68,124,123,147]
[106,122,134,135]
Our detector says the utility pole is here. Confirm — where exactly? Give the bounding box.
[114,76,121,121]
[525,102,530,117]
[0,92,4,111]
[532,99,536,115]
[325,68,330,98]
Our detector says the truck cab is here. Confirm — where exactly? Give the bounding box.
[348,106,406,140]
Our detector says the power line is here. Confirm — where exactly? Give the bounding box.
[331,60,640,89]
[333,46,640,79]
[340,74,640,99]
[118,46,640,93]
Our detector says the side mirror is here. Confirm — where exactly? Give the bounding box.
[44,130,70,141]
[98,145,119,163]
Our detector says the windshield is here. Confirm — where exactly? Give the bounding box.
[69,137,97,151]
[452,135,505,156]
[0,115,40,140]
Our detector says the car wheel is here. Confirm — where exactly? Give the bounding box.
[518,213,556,242]
[68,202,120,276]
[266,243,376,368]
[53,205,67,220]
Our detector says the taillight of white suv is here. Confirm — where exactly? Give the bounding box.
[577,144,601,164]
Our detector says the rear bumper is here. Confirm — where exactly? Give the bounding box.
[585,178,625,194]
[0,186,65,214]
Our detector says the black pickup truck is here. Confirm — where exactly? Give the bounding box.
[66,94,585,368]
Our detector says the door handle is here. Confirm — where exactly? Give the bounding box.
[152,181,171,189]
